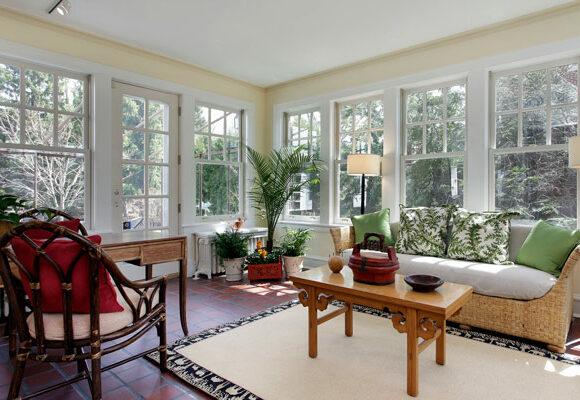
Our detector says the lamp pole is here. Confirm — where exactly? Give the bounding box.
[360,173,366,215]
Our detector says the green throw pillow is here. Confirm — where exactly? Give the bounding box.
[447,210,518,264]
[516,221,580,277]
[351,208,394,245]
[396,205,456,257]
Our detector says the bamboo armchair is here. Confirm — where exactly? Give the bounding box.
[0,221,168,400]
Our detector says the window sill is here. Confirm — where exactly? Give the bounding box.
[279,220,347,231]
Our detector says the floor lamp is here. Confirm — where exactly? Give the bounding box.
[347,154,382,215]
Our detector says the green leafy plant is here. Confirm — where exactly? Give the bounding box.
[246,247,282,265]
[281,228,312,257]
[214,229,249,260]
[246,145,324,251]
[0,194,28,224]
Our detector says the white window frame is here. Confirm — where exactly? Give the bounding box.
[400,79,468,206]
[0,56,91,226]
[334,95,384,224]
[283,107,321,222]
[488,57,580,216]
[193,102,244,220]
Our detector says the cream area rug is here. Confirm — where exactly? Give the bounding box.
[148,301,580,400]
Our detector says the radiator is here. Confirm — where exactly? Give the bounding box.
[192,228,268,279]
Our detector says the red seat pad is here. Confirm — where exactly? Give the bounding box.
[26,219,82,240]
[11,235,123,314]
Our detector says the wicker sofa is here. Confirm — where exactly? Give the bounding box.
[330,223,579,353]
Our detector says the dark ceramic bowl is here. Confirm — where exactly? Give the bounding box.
[404,274,444,292]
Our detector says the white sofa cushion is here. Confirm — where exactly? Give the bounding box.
[341,249,556,300]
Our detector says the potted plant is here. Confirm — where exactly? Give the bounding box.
[246,240,283,282]
[214,229,249,282]
[246,145,324,251]
[0,194,28,237]
[281,228,312,275]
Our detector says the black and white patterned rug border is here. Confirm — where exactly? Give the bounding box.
[147,300,579,400]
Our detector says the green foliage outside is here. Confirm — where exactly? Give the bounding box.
[280,228,312,257]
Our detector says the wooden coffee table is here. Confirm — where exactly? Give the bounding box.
[290,267,473,397]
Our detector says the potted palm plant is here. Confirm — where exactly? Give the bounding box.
[0,194,28,237]
[246,145,323,251]
[214,229,249,282]
[281,228,311,275]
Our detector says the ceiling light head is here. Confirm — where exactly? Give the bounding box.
[49,0,71,16]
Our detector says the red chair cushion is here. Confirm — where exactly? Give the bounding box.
[11,235,123,314]
[26,219,82,239]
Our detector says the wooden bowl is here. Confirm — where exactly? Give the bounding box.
[404,274,443,292]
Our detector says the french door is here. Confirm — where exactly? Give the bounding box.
[112,82,179,234]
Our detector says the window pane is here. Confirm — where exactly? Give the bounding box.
[25,69,53,109]
[122,164,144,195]
[123,130,144,160]
[340,104,353,132]
[148,165,169,195]
[148,197,168,229]
[36,153,85,218]
[426,123,443,153]
[496,75,519,112]
[194,134,208,159]
[426,89,444,120]
[148,132,169,163]
[339,163,381,219]
[210,136,224,160]
[0,63,20,104]
[287,173,320,218]
[0,105,19,144]
[122,96,145,128]
[228,165,240,214]
[196,164,227,216]
[24,110,53,146]
[371,130,383,155]
[447,121,465,152]
[148,100,169,132]
[406,125,422,155]
[551,105,578,144]
[57,115,83,148]
[551,64,578,105]
[123,198,145,230]
[522,109,546,146]
[495,151,576,226]
[496,114,518,148]
[225,112,239,136]
[210,108,225,135]
[447,85,466,119]
[370,100,384,129]
[523,69,547,108]
[406,92,423,123]
[354,102,369,131]
[0,151,35,202]
[354,134,368,154]
[58,77,84,113]
[194,105,209,132]
[404,158,464,207]
[340,132,353,159]
[226,137,239,162]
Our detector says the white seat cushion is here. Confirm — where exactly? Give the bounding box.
[397,253,556,300]
[27,287,159,340]
[341,249,556,300]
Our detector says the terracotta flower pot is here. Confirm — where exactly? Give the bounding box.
[283,255,304,275]
[223,257,245,282]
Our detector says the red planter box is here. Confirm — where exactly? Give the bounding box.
[247,261,283,281]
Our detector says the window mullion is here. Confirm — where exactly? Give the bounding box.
[52,74,58,147]
[517,74,523,147]
[546,68,553,146]
[422,92,427,154]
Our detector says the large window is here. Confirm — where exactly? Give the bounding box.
[0,59,89,221]
[193,104,242,217]
[336,97,383,222]
[401,81,466,207]
[491,60,578,227]
[284,109,321,221]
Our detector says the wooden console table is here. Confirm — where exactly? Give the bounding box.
[290,267,472,397]
[99,231,189,335]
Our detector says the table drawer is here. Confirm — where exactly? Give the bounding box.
[141,241,183,265]
[104,245,141,262]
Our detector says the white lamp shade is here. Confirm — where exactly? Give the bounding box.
[346,154,382,176]
[569,136,580,169]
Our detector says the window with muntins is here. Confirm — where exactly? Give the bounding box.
[401,81,466,207]
[193,104,242,217]
[0,59,89,221]
[490,60,578,228]
[284,109,321,221]
[336,97,383,222]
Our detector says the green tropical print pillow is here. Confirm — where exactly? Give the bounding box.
[447,209,518,264]
[396,205,456,257]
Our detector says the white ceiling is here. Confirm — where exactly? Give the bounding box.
[0,0,573,87]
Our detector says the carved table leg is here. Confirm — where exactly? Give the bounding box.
[307,287,318,358]
[345,302,353,337]
[406,308,419,397]
[436,319,446,365]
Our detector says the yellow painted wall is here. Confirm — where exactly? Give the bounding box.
[0,7,269,152]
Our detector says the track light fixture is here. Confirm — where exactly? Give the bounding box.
[48,0,71,16]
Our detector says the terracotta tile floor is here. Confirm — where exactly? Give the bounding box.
[0,276,578,399]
